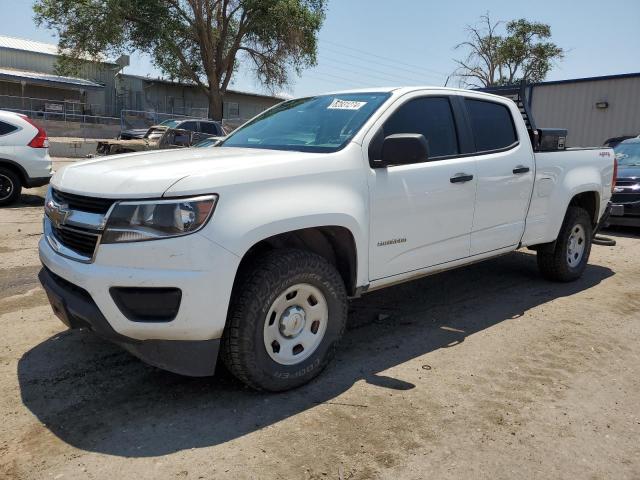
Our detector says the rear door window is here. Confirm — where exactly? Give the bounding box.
[382,97,459,159]
[465,99,517,152]
[0,120,18,136]
[200,122,220,135]
[179,121,199,132]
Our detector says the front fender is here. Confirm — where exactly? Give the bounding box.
[199,175,370,287]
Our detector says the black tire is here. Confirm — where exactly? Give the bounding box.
[537,206,593,282]
[221,249,347,391]
[0,167,21,206]
[592,235,616,247]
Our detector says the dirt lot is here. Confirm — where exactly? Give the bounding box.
[1,161,639,479]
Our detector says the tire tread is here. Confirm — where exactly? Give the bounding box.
[221,248,347,391]
[537,206,592,282]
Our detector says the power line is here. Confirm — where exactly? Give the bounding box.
[320,40,448,78]
[320,45,445,82]
[321,39,449,75]
[304,70,371,88]
[317,56,430,85]
[315,64,406,88]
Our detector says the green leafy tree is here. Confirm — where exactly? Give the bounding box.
[34,0,326,120]
[454,14,564,88]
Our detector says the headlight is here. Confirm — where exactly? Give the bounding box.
[102,195,217,244]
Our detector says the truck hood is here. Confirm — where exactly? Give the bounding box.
[51,147,326,198]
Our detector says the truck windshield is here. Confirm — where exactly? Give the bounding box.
[220,92,391,153]
[614,142,640,166]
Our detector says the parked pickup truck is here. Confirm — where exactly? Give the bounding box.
[38,87,616,391]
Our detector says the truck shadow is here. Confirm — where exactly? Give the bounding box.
[17,251,614,457]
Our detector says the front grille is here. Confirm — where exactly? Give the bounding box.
[615,179,639,187]
[51,225,99,257]
[611,192,640,204]
[52,188,115,214]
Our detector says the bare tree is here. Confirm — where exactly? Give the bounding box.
[453,13,564,88]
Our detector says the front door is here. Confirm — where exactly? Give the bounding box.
[368,95,478,280]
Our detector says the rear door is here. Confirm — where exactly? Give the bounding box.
[464,97,535,255]
[366,94,478,280]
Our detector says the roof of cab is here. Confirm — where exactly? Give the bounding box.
[316,86,510,101]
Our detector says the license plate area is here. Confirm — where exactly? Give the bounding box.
[610,204,625,216]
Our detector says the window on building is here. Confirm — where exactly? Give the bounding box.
[382,97,459,159]
[0,121,18,136]
[465,99,518,152]
[225,102,240,119]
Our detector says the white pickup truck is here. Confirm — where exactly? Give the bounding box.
[39,87,616,391]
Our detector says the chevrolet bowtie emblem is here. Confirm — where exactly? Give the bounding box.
[45,198,70,227]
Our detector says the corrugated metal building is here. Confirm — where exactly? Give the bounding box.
[530,73,640,147]
[0,35,281,120]
[0,36,119,116]
[116,74,281,121]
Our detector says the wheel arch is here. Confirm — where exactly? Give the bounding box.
[529,190,600,253]
[233,226,359,297]
[0,158,28,184]
[568,190,600,227]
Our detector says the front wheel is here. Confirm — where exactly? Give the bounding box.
[221,249,347,391]
[537,206,593,282]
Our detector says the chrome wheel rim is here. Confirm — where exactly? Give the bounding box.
[567,224,586,267]
[263,283,328,365]
[0,174,13,201]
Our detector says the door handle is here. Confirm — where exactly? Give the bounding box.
[513,166,530,174]
[450,173,474,183]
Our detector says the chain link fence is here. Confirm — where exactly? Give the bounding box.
[0,94,120,125]
[0,94,252,137]
[119,109,211,131]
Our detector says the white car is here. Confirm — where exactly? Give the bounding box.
[0,110,52,205]
[38,87,615,391]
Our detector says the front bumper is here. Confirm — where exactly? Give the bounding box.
[25,176,52,188]
[38,231,240,376]
[607,200,640,227]
[39,267,219,376]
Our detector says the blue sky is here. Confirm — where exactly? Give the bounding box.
[2,0,639,97]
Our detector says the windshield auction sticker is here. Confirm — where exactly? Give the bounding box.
[327,99,367,110]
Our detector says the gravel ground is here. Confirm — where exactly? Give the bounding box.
[1,161,639,479]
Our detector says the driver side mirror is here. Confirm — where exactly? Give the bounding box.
[373,133,429,167]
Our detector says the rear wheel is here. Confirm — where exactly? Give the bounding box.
[537,206,593,282]
[222,249,347,391]
[0,167,21,206]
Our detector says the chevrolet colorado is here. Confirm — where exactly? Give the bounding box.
[38,87,615,391]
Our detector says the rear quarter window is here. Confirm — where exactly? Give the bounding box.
[0,120,18,136]
[466,99,518,152]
